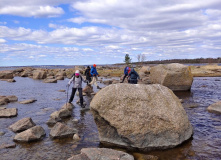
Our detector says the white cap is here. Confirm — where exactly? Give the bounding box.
[75,70,80,74]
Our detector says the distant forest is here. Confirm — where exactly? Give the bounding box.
[133,57,221,65]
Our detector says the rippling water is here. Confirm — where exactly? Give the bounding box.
[0,77,221,160]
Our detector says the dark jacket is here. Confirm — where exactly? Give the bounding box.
[128,68,140,80]
[84,67,91,79]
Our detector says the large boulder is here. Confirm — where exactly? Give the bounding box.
[90,83,193,151]
[33,70,47,79]
[13,126,46,142]
[0,71,14,79]
[207,101,221,114]
[139,66,151,79]
[67,148,134,160]
[49,122,76,139]
[150,63,193,91]
[0,108,17,118]
[9,117,36,132]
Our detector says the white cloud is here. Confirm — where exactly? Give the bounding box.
[0,38,6,43]
[0,5,64,17]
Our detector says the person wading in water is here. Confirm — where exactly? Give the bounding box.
[68,70,88,108]
[90,64,101,89]
[84,66,92,83]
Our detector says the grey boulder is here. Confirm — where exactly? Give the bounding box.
[9,117,36,132]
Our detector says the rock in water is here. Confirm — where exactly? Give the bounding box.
[43,79,57,83]
[7,95,18,102]
[0,71,14,79]
[9,117,36,132]
[0,108,17,118]
[50,122,76,139]
[33,70,47,79]
[67,148,134,160]
[19,99,37,104]
[150,63,193,91]
[90,83,193,151]
[13,126,46,142]
[61,103,74,111]
[207,101,221,114]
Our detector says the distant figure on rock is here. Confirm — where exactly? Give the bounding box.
[68,70,88,108]
[128,68,140,84]
[90,64,101,89]
[120,66,131,83]
[84,66,92,83]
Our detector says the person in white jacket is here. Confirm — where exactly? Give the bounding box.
[67,70,88,108]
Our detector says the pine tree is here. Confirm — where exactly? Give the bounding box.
[124,54,132,65]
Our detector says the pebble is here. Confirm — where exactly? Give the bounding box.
[73,134,81,141]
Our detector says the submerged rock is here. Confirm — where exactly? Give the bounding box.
[9,117,36,132]
[13,126,46,142]
[67,148,134,160]
[150,63,193,91]
[0,108,17,118]
[19,99,37,104]
[207,101,221,114]
[50,122,76,139]
[90,83,193,151]
[44,79,57,83]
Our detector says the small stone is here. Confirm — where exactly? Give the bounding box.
[72,119,79,123]
[0,131,5,136]
[73,134,81,141]
[58,90,66,92]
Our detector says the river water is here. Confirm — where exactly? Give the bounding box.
[0,77,221,160]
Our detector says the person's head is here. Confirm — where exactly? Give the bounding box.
[93,64,96,68]
[87,66,90,69]
[75,70,80,77]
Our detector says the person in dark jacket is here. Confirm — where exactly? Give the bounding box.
[84,66,91,83]
[120,66,131,83]
[128,68,140,84]
[68,70,88,108]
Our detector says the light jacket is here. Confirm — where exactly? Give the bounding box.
[68,75,87,88]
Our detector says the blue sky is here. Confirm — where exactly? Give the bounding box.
[0,0,221,66]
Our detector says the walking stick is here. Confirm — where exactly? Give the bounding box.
[66,85,69,107]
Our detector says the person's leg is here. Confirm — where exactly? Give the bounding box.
[93,76,98,87]
[78,88,84,107]
[69,88,77,103]
[89,76,95,85]
[121,74,127,83]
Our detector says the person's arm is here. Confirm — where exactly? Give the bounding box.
[135,71,140,79]
[68,76,74,85]
[81,76,87,83]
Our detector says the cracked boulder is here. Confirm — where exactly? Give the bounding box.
[90,83,193,151]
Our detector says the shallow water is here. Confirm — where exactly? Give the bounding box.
[0,77,221,160]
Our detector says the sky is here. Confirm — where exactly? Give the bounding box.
[0,0,221,66]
